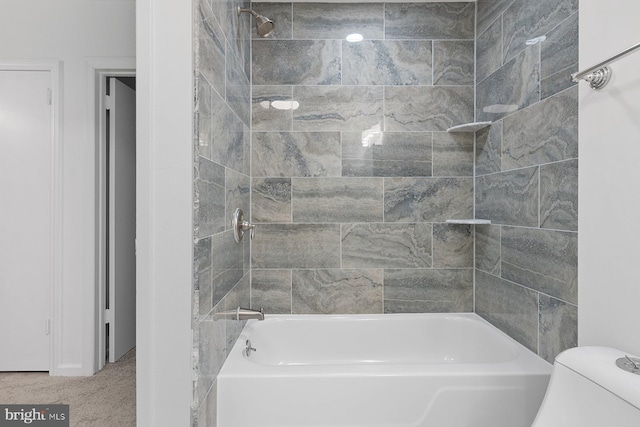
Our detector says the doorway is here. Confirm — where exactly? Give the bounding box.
[99,75,137,367]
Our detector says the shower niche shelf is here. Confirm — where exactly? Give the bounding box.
[446,121,492,133]
[446,219,491,225]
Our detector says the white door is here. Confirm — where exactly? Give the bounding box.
[0,70,52,371]
[108,77,136,362]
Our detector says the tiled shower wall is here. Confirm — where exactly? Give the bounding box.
[192,0,252,424]
[473,0,579,363]
[191,0,580,422]
[249,2,478,314]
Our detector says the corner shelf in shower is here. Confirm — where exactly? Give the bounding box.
[445,219,492,225]
[446,121,492,133]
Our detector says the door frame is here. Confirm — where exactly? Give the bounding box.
[84,58,135,374]
[0,60,62,373]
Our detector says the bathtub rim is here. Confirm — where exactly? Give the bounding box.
[218,312,552,379]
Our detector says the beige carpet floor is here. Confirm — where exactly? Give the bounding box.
[0,348,136,426]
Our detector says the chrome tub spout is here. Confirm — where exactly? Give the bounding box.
[215,307,265,321]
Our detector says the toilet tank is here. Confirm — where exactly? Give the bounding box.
[531,347,640,427]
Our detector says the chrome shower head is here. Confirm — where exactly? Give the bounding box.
[238,7,275,38]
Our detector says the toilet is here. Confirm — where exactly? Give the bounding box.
[531,346,640,426]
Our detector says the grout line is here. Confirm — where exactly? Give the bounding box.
[382,2,386,40]
[476,156,579,178]
[290,2,294,39]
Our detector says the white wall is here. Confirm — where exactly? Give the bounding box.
[579,0,640,356]
[136,0,194,424]
[0,0,135,374]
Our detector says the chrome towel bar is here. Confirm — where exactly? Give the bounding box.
[572,42,640,90]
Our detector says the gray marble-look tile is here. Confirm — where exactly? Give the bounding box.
[292,177,384,223]
[432,132,474,177]
[194,156,226,238]
[503,0,578,63]
[476,45,540,122]
[252,131,341,177]
[475,167,539,227]
[198,2,226,97]
[501,226,578,304]
[341,131,374,160]
[225,169,250,231]
[342,132,430,161]
[229,0,250,57]
[475,224,501,276]
[341,223,432,269]
[252,224,341,268]
[197,379,217,427]
[211,230,244,308]
[342,132,432,177]
[342,160,432,178]
[372,159,432,176]
[475,270,538,353]
[385,3,474,40]
[343,160,432,178]
[541,13,578,99]
[502,86,578,170]
[251,3,292,40]
[433,224,473,268]
[226,49,251,126]
[197,75,212,160]
[252,40,341,85]
[252,86,293,132]
[293,3,384,40]
[197,307,226,403]
[293,86,384,132]
[251,269,292,314]
[224,274,251,356]
[476,17,503,83]
[385,86,474,132]
[343,40,433,86]
[252,178,291,223]
[240,27,253,70]
[541,13,578,81]
[477,0,515,35]
[208,0,231,38]
[384,269,473,313]
[292,269,383,314]
[433,40,474,86]
[541,64,578,101]
[242,23,252,83]
[475,121,502,176]
[539,294,577,364]
[195,237,213,316]
[384,177,473,222]
[540,159,578,232]
[210,89,244,172]
[341,160,375,178]
[234,4,251,81]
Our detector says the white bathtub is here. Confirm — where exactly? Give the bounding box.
[217,313,551,427]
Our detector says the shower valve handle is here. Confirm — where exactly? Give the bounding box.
[232,208,256,243]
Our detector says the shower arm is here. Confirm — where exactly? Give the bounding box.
[238,7,258,18]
